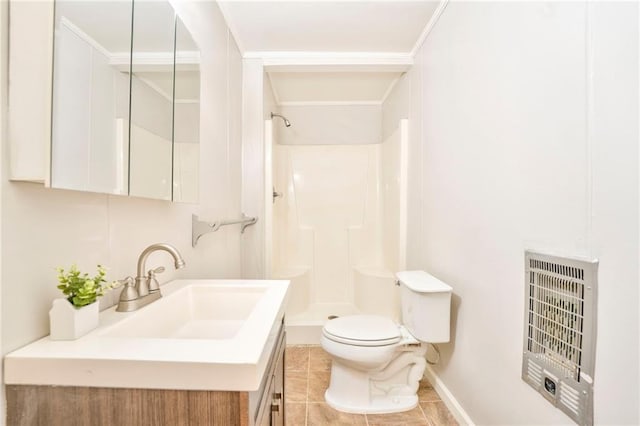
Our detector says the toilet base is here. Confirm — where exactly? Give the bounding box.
[325,388,418,414]
[322,347,427,415]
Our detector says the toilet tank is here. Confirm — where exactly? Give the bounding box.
[396,270,452,343]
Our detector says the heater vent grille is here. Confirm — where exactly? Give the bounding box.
[526,359,543,383]
[522,251,597,426]
[559,382,581,415]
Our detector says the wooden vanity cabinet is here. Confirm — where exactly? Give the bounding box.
[6,324,287,426]
[255,325,286,426]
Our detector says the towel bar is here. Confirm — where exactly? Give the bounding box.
[192,214,258,247]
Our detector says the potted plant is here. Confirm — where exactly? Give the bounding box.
[49,264,112,340]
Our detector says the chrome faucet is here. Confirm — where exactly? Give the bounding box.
[116,243,186,312]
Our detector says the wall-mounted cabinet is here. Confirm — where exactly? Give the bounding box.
[127,0,177,200]
[10,0,200,203]
[50,1,133,195]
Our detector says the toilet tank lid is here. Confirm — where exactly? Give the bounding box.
[396,270,453,293]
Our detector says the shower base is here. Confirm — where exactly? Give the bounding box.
[285,302,359,344]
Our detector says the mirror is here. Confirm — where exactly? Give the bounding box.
[172,17,200,203]
[50,1,199,202]
[51,1,133,194]
[128,1,176,200]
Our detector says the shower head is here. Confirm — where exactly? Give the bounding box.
[271,112,291,127]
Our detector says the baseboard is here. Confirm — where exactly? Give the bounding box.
[424,365,475,426]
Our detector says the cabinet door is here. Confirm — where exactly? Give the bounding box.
[253,325,286,426]
[128,0,176,200]
[172,17,200,203]
[256,378,275,426]
[271,333,286,426]
[51,1,132,194]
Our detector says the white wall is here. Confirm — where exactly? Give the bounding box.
[380,126,402,272]
[381,75,409,141]
[277,105,382,145]
[2,0,243,371]
[382,66,423,271]
[0,1,6,423]
[409,2,639,424]
[178,0,244,266]
[588,3,639,422]
[240,61,267,279]
[240,67,282,279]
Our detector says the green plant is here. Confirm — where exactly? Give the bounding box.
[56,264,111,308]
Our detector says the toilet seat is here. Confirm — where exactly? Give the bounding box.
[323,315,402,347]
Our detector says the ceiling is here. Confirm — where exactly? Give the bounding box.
[269,71,402,103]
[218,1,439,54]
[218,1,440,104]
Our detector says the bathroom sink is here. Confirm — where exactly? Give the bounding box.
[4,279,290,391]
[102,285,267,339]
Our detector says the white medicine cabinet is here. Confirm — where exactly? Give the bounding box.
[11,0,200,203]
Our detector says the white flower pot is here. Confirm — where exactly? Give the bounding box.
[49,298,99,340]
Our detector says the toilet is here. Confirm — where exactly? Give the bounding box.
[320,270,452,414]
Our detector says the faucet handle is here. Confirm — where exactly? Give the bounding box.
[118,276,138,302]
[114,276,133,288]
[147,267,165,293]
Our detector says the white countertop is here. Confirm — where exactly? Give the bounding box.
[4,279,289,392]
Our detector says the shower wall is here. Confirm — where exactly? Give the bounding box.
[276,105,382,145]
[272,115,407,334]
[381,123,407,273]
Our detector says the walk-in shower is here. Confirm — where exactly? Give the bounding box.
[268,113,409,343]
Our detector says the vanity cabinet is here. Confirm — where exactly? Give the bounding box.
[255,324,286,426]
[6,325,286,426]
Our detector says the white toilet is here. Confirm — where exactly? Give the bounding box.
[320,270,452,414]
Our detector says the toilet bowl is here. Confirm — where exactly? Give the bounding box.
[320,270,452,414]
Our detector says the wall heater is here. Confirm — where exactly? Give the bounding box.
[522,250,598,426]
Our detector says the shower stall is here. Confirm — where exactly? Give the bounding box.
[266,107,409,343]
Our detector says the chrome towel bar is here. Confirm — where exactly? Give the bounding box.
[192,213,258,247]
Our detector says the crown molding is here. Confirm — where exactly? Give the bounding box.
[380,74,402,104]
[216,1,246,54]
[278,101,382,107]
[59,16,111,58]
[410,0,449,57]
[246,51,413,68]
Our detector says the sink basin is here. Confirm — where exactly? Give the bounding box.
[4,279,290,391]
[102,285,267,339]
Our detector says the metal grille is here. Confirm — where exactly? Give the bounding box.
[522,251,597,426]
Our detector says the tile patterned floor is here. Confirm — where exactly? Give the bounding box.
[285,345,458,426]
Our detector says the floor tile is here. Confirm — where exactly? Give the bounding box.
[307,403,367,426]
[367,405,429,426]
[421,401,458,426]
[285,370,308,403]
[286,346,310,371]
[308,346,332,371]
[284,345,456,425]
[307,370,331,402]
[418,379,441,402]
[285,403,307,426]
